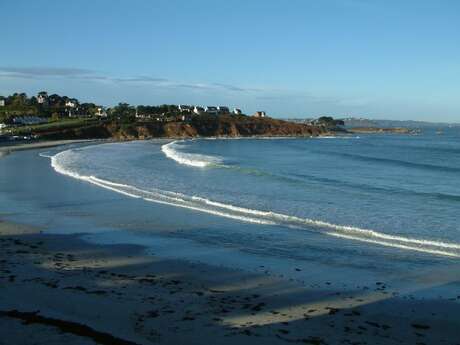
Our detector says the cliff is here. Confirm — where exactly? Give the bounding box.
[37,115,328,140]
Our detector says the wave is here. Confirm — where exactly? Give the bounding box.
[315,136,360,139]
[49,148,460,258]
[161,141,223,168]
[38,152,54,158]
[292,173,460,203]
[318,151,460,173]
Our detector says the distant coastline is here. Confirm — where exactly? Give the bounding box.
[346,127,414,134]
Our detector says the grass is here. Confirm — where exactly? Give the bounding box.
[7,118,101,136]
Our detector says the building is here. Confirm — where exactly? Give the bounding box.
[179,105,193,113]
[136,107,163,119]
[13,116,47,126]
[96,107,107,117]
[37,92,48,104]
[65,100,77,108]
[135,111,152,119]
[233,108,242,115]
[0,123,7,130]
[253,111,266,118]
[205,106,218,115]
[0,98,5,107]
[193,106,205,115]
[217,106,230,114]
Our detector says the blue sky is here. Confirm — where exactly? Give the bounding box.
[1,0,459,122]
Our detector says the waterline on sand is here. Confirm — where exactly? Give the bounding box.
[49,148,460,258]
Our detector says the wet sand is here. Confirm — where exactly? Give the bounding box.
[1,140,460,344]
[1,220,460,345]
[0,140,99,157]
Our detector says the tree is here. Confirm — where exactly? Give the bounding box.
[111,103,136,121]
[317,116,344,126]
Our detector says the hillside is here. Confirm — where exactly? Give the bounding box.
[347,127,413,134]
[29,115,328,140]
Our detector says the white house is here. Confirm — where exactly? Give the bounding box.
[37,93,48,104]
[96,107,107,117]
[233,108,242,115]
[65,100,77,108]
[217,106,230,114]
[193,106,205,115]
[137,113,152,119]
[179,105,192,113]
[253,111,266,118]
[0,99,5,107]
[0,123,7,129]
[205,106,218,115]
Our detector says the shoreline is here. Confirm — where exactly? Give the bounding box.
[0,139,100,157]
[1,136,460,344]
[0,134,334,159]
[1,218,460,344]
[0,129,385,159]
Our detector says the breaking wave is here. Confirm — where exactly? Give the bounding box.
[49,148,460,258]
[161,141,223,168]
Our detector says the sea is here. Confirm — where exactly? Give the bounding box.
[1,127,460,290]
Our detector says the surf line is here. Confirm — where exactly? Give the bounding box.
[161,140,222,168]
[50,149,460,259]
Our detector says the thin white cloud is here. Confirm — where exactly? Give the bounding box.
[112,76,169,83]
[0,66,94,77]
[0,66,259,94]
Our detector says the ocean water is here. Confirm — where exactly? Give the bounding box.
[1,128,460,288]
[51,128,460,257]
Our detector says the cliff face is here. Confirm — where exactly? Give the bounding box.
[190,115,326,137]
[39,115,328,140]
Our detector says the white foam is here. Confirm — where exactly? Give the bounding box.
[39,152,53,158]
[49,148,460,258]
[315,136,360,139]
[161,141,223,168]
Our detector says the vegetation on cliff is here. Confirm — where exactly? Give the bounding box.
[0,92,101,120]
[35,115,327,140]
[0,91,332,140]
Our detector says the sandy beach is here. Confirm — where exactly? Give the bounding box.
[1,140,460,344]
[3,0,460,342]
[0,140,99,157]
[1,217,460,345]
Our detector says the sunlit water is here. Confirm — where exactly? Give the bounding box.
[1,128,460,289]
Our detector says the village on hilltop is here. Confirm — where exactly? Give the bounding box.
[0,92,268,131]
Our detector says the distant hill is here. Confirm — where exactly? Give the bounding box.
[341,118,460,129]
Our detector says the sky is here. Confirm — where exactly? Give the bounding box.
[1,0,459,122]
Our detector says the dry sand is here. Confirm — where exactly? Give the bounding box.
[1,220,460,345]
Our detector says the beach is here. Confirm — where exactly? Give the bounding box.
[1,139,460,344]
[2,218,460,345]
[0,140,97,156]
[3,0,460,342]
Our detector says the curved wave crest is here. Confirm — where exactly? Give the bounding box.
[49,148,460,258]
[161,141,223,168]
